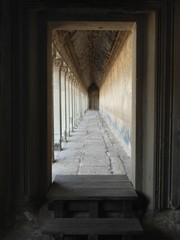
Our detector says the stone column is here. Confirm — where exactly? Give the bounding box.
[53,58,64,151]
[71,77,74,131]
[68,74,73,136]
[58,60,63,151]
[80,89,83,118]
[77,83,81,123]
[76,84,79,123]
[73,78,77,127]
[62,65,68,142]
[53,57,63,153]
[75,80,78,126]
[66,69,71,139]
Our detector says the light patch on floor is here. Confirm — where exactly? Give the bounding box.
[52,111,128,180]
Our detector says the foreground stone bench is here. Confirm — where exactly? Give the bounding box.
[42,218,143,240]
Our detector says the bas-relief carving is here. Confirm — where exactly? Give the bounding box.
[61,65,68,73]
[53,58,63,68]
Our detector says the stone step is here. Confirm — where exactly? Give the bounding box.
[48,199,135,218]
[47,175,138,218]
[47,175,137,201]
[42,218,143,240]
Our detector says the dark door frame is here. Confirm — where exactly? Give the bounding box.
[25,0,174,209]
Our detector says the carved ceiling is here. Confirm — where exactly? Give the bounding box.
[53,29,130,89]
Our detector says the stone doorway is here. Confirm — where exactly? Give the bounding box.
[88,83,99,110]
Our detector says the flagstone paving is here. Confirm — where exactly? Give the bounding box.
[52,110,128,180]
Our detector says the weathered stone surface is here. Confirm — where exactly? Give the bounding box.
[52,110,128,178]
[78,167,112,175]
[80,158,110,167]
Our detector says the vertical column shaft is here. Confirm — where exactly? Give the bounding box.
[59,66,62,150]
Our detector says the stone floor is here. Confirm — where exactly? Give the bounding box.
[1,110,180,240]
[52,110,129,180]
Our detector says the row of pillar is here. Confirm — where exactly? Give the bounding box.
[53,57,88,155]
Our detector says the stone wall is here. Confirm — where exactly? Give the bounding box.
[99,31,133,157]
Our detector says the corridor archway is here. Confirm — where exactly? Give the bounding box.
[27,4,169,209]
[51,22,134,178]
[51,23,136,179]
[88,83,99,110]
[48,18,156,208]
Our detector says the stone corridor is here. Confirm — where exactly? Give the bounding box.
[52,110,130,180]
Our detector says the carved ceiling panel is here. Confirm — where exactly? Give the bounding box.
[54,29,129,89]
